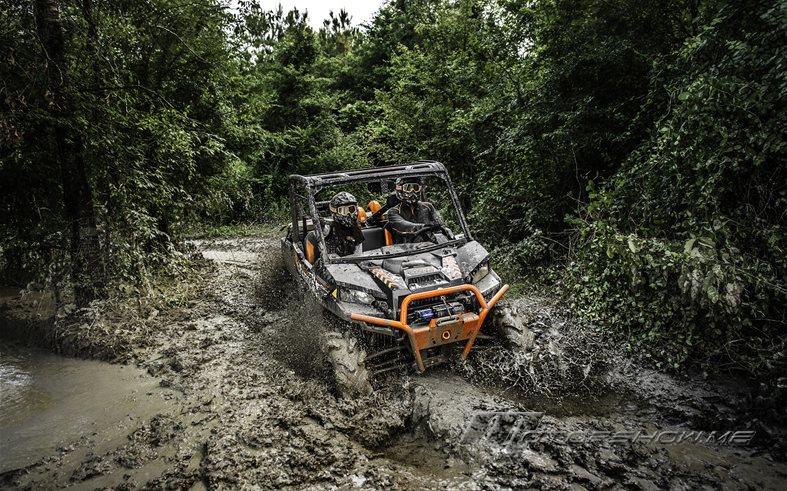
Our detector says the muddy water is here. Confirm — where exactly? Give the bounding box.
[0,343,176,473]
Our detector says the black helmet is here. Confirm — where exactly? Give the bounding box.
[395,176,422,204]
[329,191,358,228]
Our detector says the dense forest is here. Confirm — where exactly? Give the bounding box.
[1,0,784,376]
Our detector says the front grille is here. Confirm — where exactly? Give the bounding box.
[406,273,446,289]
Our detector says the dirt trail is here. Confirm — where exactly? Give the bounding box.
[1,236,785,489]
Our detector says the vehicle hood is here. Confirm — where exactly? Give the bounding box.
[326,240,489,295]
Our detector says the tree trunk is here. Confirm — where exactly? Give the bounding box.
[80,0,112,288]
[35,0,103,306]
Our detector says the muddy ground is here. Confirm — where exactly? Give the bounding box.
[1,235,785,489]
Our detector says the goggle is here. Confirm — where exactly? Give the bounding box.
[332,204,357,216]
[399,183,422,193]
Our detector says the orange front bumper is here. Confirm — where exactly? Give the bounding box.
[350,283,509,372]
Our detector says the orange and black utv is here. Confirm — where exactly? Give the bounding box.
[281,161,508,395]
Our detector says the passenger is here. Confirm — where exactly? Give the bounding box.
[306,192,365,263]
[386,176,448,244]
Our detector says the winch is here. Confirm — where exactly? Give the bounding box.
[411,301,465,324]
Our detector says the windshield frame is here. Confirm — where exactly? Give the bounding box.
[302,168,472,264]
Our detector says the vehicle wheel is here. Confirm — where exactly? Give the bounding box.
[493,300,535,352]
[323,330,373,397]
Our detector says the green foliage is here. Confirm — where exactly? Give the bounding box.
[1,0,258,291]
[567,0,786,373]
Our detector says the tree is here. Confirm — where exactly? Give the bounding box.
[35,0,103,305]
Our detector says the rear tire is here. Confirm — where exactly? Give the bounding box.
[324,330,372,397]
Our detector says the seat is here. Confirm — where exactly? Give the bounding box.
[361,226,387,251]
[303,217,323,264]
[305,236,316,264]
[367,200,394,245]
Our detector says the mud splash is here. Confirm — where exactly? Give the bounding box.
[1,234,785,489]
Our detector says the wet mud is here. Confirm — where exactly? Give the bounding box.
[0,346,177,474]
[0,235,785,489]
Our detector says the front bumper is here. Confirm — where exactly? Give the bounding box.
[350,283,509,372]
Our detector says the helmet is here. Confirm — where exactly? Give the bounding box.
[395,176,422,204]
[329,191,358,228]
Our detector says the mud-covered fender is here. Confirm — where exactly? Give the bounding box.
[455,240,489,279]
[324,263,385,296]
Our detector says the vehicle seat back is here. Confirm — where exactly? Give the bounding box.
[366,200,394,245]
[362,226,386,251]
[368,200,382,213]
[302,218,323,263]
[305,238,316,264]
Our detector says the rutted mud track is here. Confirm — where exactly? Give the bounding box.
[1,236,785,489]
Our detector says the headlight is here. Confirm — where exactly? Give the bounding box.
[339,288,375,305]
[471,263,490,284]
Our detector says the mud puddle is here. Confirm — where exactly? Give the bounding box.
[0,342,177,474]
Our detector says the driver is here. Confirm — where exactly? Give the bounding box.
[306,191,365,262]
[386,176,448,244]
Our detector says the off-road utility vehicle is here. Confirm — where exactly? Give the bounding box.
[282,161,509,394]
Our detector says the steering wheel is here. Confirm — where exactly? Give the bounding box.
[411,224,448,243]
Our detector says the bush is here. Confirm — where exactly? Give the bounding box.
[567,0,786,375]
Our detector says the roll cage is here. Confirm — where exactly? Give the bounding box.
[288,161,473,264]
